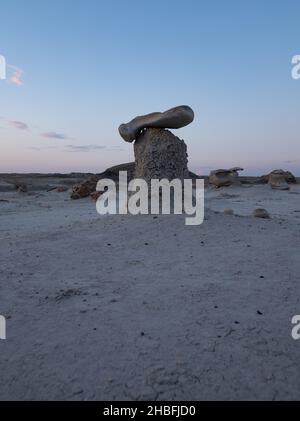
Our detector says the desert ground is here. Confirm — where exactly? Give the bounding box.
[1,174,300,400]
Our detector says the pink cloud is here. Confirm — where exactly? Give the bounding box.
[41,132,70,140]
[9,120,29,130]
[8,64,23,86]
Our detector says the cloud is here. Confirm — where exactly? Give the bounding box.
[0,116,29,130]
[28,146,57,151]
[8,64,23,86]
[284,160,299,164]
[65,144,106,152]
[9,120,28,130]
[41,132,71,140]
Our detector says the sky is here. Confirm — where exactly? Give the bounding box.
[0,0,300,175]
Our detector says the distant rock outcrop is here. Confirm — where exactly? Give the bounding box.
[209,167,244,188]
[258,170,296,186]
[268,169,291,190]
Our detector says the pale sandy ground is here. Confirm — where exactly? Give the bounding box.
[1,180,300,400]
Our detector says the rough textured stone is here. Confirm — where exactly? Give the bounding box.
[70,175,99,200]
[70,161,198,200]
[133,128,189,183]
[119,105,194,143]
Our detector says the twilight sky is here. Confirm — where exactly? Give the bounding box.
[0,0,299,175]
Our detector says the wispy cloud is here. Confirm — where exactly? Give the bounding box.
[8,64,24,86]
[65,144,106,152]
[1,116,75,141]
[9,120,28,130]
[27,145,122,153]
[28,146,58,151]
[0,116,29,130]
[284,160,299,164]
[41,132,71,140]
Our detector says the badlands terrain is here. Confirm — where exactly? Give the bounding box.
[0,172,300,400]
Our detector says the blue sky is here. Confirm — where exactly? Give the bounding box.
[0,0,299,174]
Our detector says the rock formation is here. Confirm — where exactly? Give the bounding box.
[209,167,244,188]
[259,170,296,186]
[268,169,291,190]
[70,162,199,200]
[133,128,189,184]
[118,105,194,143]
[71,175,99,199]
[70,163,134,199]
[72,105,196,199]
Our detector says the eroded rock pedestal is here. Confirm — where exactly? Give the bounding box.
[133,128,189,184]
